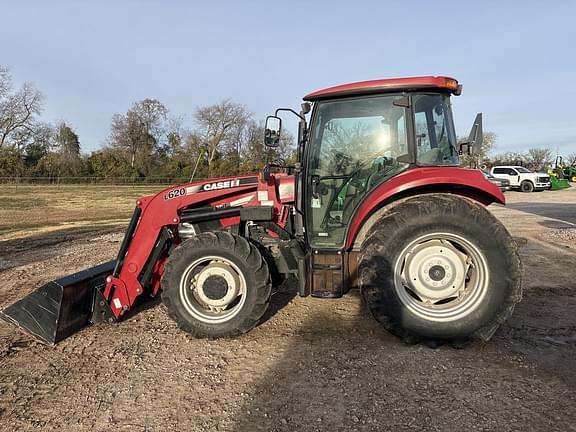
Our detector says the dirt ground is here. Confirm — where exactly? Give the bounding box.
[0,185,575,432]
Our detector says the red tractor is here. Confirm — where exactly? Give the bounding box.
[2,76,522,345]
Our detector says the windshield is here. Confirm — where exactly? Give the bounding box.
[413,94,458,166]
[516,167,531,173]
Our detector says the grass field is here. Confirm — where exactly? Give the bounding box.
[0,185,166,239]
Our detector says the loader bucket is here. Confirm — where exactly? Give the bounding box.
[0,260,116,345]
[550,177,571,190]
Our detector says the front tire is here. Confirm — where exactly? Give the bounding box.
[359,194,522,343]
[520,180,534,192]
[161,232,271,338]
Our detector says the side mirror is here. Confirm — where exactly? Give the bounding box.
[459,113,483,155]
[264,116,281,147]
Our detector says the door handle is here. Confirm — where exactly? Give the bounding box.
[311,175,320,198]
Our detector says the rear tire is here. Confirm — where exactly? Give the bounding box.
[161,232,271,338]
[520,180,534,192]
[359,194,522,343]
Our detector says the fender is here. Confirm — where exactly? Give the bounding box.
[345,167,504,250]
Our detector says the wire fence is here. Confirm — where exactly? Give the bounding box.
[0,176,197,187]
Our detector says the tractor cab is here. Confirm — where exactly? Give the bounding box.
[266,76,478,250]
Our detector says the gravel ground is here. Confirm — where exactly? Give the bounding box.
[544,228,576,243]
[0,187,575,432]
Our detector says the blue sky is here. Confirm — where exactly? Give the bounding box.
[1,0,574,155]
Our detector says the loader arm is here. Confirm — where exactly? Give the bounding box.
[103,173,291,319]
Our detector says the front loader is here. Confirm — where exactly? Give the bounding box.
[2,76,522,345]
[548,155,575,189]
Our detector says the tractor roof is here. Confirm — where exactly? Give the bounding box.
[303,76,459,101]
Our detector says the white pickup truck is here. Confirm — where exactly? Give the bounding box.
[490,166,550,192]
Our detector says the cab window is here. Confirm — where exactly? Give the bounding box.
[307,95,409,248]
[413,94,458,166]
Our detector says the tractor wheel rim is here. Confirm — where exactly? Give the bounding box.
[394,233,489,322]
[179,255,247,324]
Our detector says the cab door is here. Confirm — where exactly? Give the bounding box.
[303,95,410,296]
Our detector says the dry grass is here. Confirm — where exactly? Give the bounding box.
[0,184,166,239]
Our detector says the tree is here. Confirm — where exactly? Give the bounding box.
[55,122,80,157]
[459,131,496,168]
[490,151,526,167]
[22,122,54,171]
[0,67,43,149]
[241,121,295,172]
[526,147,552,171]
[0,147,25,176]
[109,99,168,176]
[194,99,251,177]
[0,67,10,96]
[53,122,82,176]
[565,152,576,165]
[86,149,135,179]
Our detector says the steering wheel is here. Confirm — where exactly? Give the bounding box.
[325,149,355,176]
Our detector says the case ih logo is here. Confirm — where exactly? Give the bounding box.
[202,179,241,191]
[166,176,257,200]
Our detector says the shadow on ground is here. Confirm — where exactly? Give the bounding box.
[230,294,576,431]
[229,241,576,432]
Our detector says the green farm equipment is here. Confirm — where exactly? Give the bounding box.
[548,156,573,190]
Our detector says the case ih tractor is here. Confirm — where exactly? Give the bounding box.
[2,76,522,345]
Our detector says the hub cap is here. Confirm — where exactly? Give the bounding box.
[394,233,489,322]
[179,256,246,324]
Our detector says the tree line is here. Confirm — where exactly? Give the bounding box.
[2,66,573,181]
[460,131,575,172]
[0,66,294,180]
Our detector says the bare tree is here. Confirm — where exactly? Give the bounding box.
[459,131,496,168]
[10,121,53,151]
[565,152,576,165]
[183,131,206,180]
[489,151,526,167]
[165,115,184,157]
[109,99,168,175]
[0,67,43,148]
[526,147,552,171]
[241,120,295,172]
[194,99,250,177]
[0,67,10,96]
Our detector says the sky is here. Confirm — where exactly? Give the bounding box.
[0,0,575,155]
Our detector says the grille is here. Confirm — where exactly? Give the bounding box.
[537,176,549,183]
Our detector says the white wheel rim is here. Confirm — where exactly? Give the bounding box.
[394,233,489,322]
[179,255,247,324]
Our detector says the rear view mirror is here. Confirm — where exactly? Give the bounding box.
[264,116,281,147]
